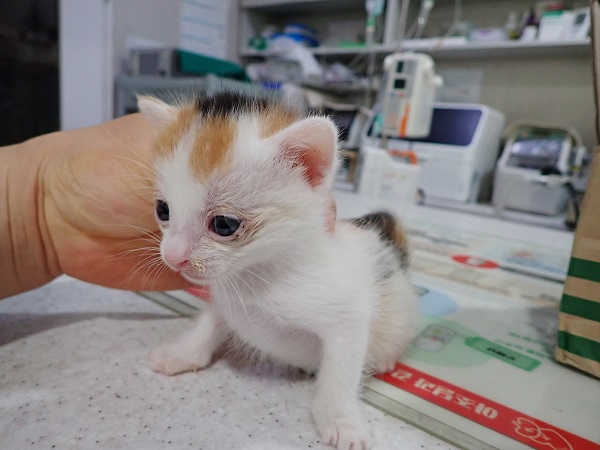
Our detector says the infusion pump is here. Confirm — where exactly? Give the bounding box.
[381,52,442,138]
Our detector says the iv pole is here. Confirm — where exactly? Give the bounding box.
[367,0,411,148]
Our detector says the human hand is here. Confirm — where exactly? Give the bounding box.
[3,112,338,299]
[41,114,192,291]
[40,112,337,290]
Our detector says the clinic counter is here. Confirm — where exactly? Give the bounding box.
[0,192,577,449]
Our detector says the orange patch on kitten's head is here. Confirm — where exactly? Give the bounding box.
[144,92,303,180]
[189,117,236,179]
[188,93,300,179]
[153,105,196,157]
[259,106,299,138]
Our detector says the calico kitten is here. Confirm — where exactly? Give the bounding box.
[140,92,416,450]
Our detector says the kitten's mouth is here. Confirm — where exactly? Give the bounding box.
[180,271,210,285]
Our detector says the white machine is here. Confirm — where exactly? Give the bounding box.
[493,123,584,216]
[381,52,441,138]
[356,52,440,208]
[362,103,506,203]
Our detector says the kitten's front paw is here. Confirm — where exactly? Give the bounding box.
[315,415,372,450]
[373,358,397,375]
[146,345,208,376]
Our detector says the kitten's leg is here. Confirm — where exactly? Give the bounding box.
[147,307,226,376]
[312,324,372,450]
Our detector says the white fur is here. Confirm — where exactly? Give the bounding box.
[146,106,417,450]
[137,95,177,127]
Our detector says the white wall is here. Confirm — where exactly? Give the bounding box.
[59,0,113,130]
[60,0,182,130]
[60,0,240,129]
[111,0,181,78]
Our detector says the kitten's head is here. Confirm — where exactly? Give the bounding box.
[138,92,339,285]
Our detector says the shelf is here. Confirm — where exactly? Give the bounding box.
[241,38,592,60]
[240,0,363,13]
[302,79,376,94]
[404,37,592,59]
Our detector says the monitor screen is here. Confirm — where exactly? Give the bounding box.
[506,139,563,169]
[393,78,407,90]
[324,108,356,143]
[369,107,483,147]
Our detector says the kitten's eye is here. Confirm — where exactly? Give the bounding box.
[155,199,170,222]
[211,215,241,237]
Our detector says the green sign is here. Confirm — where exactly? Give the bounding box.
[465,337,541,371]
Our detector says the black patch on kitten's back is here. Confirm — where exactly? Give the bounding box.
[349,211,410,272]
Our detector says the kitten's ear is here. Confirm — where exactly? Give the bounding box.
[137,95,177,127]
[270,117,338,188]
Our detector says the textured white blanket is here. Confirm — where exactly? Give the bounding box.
[0,277,455,450]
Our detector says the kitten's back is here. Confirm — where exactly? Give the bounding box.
[349,211,410,271]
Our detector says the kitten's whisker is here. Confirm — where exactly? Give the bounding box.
[113,246,160,260]
[133,256,161,275]
[111,153,158,179]
[146,259,168,291]
[219,276,233,321]
[119,258,153,289]
[227,271,258,320]
[223,273,250,323]
[215,276,233,322]
[117,184,159,193]
[112,237,162,253]
[122,191,159,202]
[101,126,158,177]
[142,258,164,290]
[127,256,164,287]
[120,189,158,199]
[109,173,157,184]
[229,263,273,287]
[113,183,159,197]
[100,223,157,235]
[106,177,158,194]
[94,243,159,263]
[229,270,257,297]
[102,224,162,242]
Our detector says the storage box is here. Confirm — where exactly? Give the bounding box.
[555,147,600,378]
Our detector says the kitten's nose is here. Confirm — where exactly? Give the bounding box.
[163,238,191,271]
[166,257,189,271]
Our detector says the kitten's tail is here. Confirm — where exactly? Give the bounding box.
[349,211,410,271]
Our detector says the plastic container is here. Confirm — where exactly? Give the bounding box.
[357,146,421,214]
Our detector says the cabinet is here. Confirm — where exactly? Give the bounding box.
[237,0,595,149]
